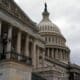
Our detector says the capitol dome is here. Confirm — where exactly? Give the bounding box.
[38,3,61,34]
[37,3,70,64]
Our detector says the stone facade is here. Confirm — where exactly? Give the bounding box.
[0,0,80,80]
[0,61,32,80]
[35,3,70,80]
[69,64,80,80]
[0,0,45,68]
[0,0,45,80]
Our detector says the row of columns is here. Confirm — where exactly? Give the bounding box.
[35,46,45,68]
[0,20,32,59]
[73,73,80,80]
[45,36,65,46]
[46,48,69,62]
[7,27,30,57]
[0,20,45,68]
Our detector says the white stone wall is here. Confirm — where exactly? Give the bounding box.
[0,68,10,80]
[0,61,32,80]
[8,68,31,80]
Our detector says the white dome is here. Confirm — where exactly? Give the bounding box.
[38,19,61,34]
[38,3,61,34]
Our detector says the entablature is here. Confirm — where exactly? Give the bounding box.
[0,0,38,31]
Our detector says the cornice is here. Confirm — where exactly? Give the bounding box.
[0,0,38,31]
[46,45,70,52]
[45,57,69,69]
[39,32,66,41]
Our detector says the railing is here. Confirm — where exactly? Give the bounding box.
[0,52,32,65]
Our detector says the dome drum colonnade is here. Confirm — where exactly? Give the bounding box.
[38,3,70,64]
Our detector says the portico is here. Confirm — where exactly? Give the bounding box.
[0,20,45,68]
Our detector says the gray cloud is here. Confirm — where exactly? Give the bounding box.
[14,0,80,65]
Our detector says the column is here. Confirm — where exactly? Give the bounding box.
[42,49,45,67]
[59,39,61,45]
[48,48,49,57]
[65,52,67,61]
[60,50,62,60]
[63,50,65,60]
[6,26,12,59]
[55,49,58,59]
[37,47,40,68]
[36,46,38,67]
[54,37,56,44]
[16,30,21,60]
[0,20,2,36]
[66,53,68,61]
[62,50,64,60]
[64,51,67,62]
[24,35,29,57]
[53,49,54,59]
[61,50,64,60]
[0,20,2,54]
[32,41,36,68]
[57,49,59,59]
[51,48,53,58]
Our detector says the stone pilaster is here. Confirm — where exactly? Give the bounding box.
[6,26,12,59]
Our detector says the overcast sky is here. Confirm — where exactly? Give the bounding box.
[14,0,80,65]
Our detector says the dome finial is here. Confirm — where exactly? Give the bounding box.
[42,1,49,20]
[44,2,47,12]
[43,2,49,15]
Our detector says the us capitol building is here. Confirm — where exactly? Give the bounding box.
[0,0,80,80]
